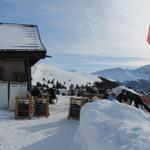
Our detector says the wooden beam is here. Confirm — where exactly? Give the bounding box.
[24,60,32,92]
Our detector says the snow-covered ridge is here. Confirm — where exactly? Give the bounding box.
[112,85,140,96]
[32,64,101,88]
[93,67,137,82]
[93,64,150,82]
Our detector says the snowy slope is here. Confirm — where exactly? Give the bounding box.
[93,67,137,82]
[0,96,150,150]
[93,64,150,82]
[32,64,101,88]
[0,96,80,150]
[132,65,150,80]
[112,85,140,96]
[76,100,150,150]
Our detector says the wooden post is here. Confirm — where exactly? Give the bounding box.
[15,97,19,119]
[24,60,31,92]
[46,97,50,117]
[28,96,32,119]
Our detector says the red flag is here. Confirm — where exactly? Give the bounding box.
[147,25,150,44]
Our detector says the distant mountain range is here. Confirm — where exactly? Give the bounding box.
[31,63,150,93]
[93,65,150,82]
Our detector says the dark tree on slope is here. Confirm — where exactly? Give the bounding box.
[55,81,61,89]
[51,79,55,84]
[68,84,75,95]
[55,80,66,89]
[75,84,79,89]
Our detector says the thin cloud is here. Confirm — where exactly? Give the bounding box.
[37,0,150,58]
[0,0,150,71]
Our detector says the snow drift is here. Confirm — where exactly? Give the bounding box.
[75,100,150,150]
[32,64,101,88]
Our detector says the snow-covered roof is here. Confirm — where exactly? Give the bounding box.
[0,23,46,51]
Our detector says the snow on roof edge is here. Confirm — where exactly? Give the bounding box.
[0,22,46,51]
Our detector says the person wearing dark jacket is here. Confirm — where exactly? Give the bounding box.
[48,87,57,104]
[117,89,150,114]
[127,92,150,114]
[117,89,131,104]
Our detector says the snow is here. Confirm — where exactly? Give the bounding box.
[32,64,101,88]
[112,85,140,96]
[93,67,138,82]
[0,96,80,150]
[0,23,45,50]
[76,100,150,150]
[0,96,149,150]
[132,65,150,81]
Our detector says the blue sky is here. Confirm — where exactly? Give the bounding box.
[0,0,150,72]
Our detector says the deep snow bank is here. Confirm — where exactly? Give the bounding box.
[75,100,150,150]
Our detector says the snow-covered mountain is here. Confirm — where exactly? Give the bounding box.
[132,65,150,80]
[93,67,138,82]
[32,64,101,88]
[93,64,150,82]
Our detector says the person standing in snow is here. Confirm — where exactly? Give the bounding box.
[31,86,41,97]
[48,87,57,104]
[128,92,150,114]
[117,89,131,105]
[117,89,150,114]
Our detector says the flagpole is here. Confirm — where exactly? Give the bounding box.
[147,25,150,96]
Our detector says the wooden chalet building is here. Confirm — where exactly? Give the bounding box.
[0,23,47,91]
